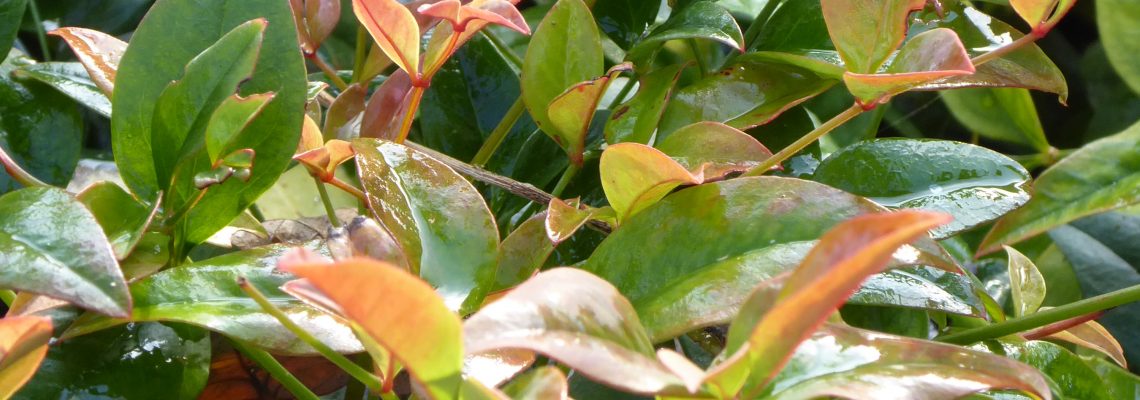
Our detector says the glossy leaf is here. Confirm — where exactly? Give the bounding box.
[323,83,366,141]
[352,0,420,78]
[60,243,362,355]
[111,0,305,242]
[584,177,959,340]
[655,121,773,179]
[285,257,464,399]
[1099,0,1140,94]
[420,0,529,78]
[1087,355,1140,399]
[974,340,1111,399]
[844,28,976,106]
[14,62,111,117]
[547,63,631,165]
[521,0,603,134]
[821,0,925,74]
[594,0,662,49]
[913,4,1068,100]
[600,143,700,224]
[205,92,276,164]
[605,63,685,145]
[941,88,1050,152]
[1007,245,1046,317]
[657,54,838,137]
[501,366,569,400]
[76,181,159,260]
[0,0,26,57]
[979,120,1140,255]
[545,198,596,245]
[0,50,83,193]
[465,268,689,396]
[494,212,553,291]
[626,1,744,64]
[360,70,414,139]
[17,322,210,400]
[1010,0,1075,29]
[294,139,355,182]
[290,0,340,54]
[353,138,499,313]
[49,27,126,96]
[0,316,51,400]
[759,324,1052,399]
[1046,320,1127,368]
[812,138,1030,239]
[0,187,130,317]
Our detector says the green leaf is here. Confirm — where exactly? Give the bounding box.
[604,63,685,145]
[594,0,662,49]
[501,366,569,400]
[583,177,959,341]
[760,324,1052,399]
[1006,245,1045,317]
[844,28,976,106]
[942,88,1050,152]
[0,50,83,193]
[204,93,275,164]
[821,0,925,74]
[465,268,689,396]
[979,120,1140,255]
[1099,0,1140,95]
[748,0,829,52]
[600,143,700,224]
[521,0,603,134]
[0,0,26,57]
[657,54,838,137]
[111,0,306,242]
[973,340,1113,399]
[16,323,210,400]
[285,257,463,399]
[812,138,1031,239]
[1087,356,1140,399]
[547,64,630,165]
[626,1,744,64]
[0,187,130,317]
[77,181,159,260]
[13,62,111,117]
[60,243,362,355]
[494,212,554,292]
[913,3,1068,100]
[353,138,499,314]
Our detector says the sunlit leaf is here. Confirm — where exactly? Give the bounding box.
[821,0,925,74]
[205,92,275,164]
[49,27,126,96]
[501,366,569,400]
[76,181,159,260]
[494,212,553,291]
[294,139,354,182]
[284,256,464,399]
[465,268,690,396]
[605,63,685,145]
[521,0,603,135]
[626,1,744,66]
[600,143,700,224]
[655,121,773,179]
[844,28,976,107]
[352,0,421,78]
[546,63,630,165]
[1045,320,1127,368]
[353,138,499,313]
[420,0,529,78]
[360,70,414,140]
[0,316,52,400]
[290,0,340,54]
[14,62,112,117]
[1006,245,1046,317]
[941,88,1050,152]
[979,120,1140,255]
[297,114,323,155]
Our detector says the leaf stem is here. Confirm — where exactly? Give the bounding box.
[230,339,321,400]
[549,163,580,198]
[937,284,1140,345]
[309,53,349,91]
[471,97,526,167]
[27,0,50,62]
[314,177,342,228]
[0,145,48,187]
[394,86,426,144]
[688,39,707,78]
[351,26,369,83]
[744,104,865,176]
[237,278,384,391]
[482,30,522,69]
[328,177,366,202]
[969,30,1044,67]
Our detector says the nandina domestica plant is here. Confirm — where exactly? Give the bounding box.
[1,0,1140,398]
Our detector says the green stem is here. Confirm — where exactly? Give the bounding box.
[0,289,15,306]
[238,278,383,391]
[549,163,580,198]
[314,177,342,228]
[310,53,349,91]
[27,0,50,62]
[744,104,865,176]
[688,39,707,78]
[248,203,266,222]
[351,26,369,83]
[0,145,48,187]
[471,97,526,167]
[482,30,522,69]
[379,392,400,400]
[230,339,321,400]
[937,283,1140,345]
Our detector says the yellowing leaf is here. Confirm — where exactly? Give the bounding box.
[545,198,593,245]
[546,63,632,165]
[821,0,926,74]
[49,27,126,96]
[294,139,355,181]
[352,0,422,78]
[1006,245,1046,317]
[844,28,976,107]
[297,114,324,155]
[283,255,464,399]
[0,316,52,399]
[600,143,701,224]
[654,121,774,179]
[1047,320,1127,368]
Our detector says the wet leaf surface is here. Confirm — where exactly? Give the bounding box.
[941,88,1050,152]
[494,212,553,292]
[973,340,1112,399]
[49,27,126,96]
[14,62,111,117]
[520,0,602,134]
[0,50,83,193]
[626,1,744,65]
[843,28,975,106]
[76,181,158,260]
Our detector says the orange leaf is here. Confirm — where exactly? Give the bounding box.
[545,198,593,245]
[294,139,355,181]
[420,0,530,77]
[844,28,975,107]
[352,0,422,78]
[297,114,324,155]
[0,316,53,399]
[49,27,126,96]
[1047,320,1128,368]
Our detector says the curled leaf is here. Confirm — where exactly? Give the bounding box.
[821,0,926,74]
[49,27,126,96]
[844,28,976,107]
[546,63,632,165]
[0,316,53,399]
[294,139,355,181]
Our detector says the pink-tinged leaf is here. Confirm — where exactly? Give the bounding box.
[463,349,535,388]
[494,212,554,291]
[421,0,529,77]
[324,83,367,141]
[294,139,355,181]
[654,121,774,180]
[360,70,414,140]
[821,0,926,74]
[546,63,632,166]
[0,316,53,399]
[1010,0,1077,31]
[49,27,125,96]
[352,0,422,78]
[282,256,464,399]
[844,28,976,107]
[1046,320,1127,368]
[600,143,702,224]
[706,211,953,397]
[290,0,341,54]
[464,268,691,396]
